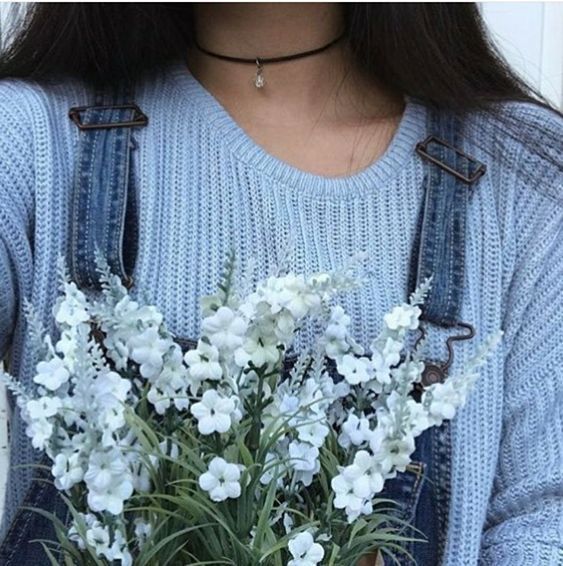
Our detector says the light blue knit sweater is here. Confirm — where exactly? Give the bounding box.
[0,59,562,565]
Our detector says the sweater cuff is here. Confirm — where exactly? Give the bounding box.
[480,541,563,565]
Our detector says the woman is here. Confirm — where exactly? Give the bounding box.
[0,3,561,565]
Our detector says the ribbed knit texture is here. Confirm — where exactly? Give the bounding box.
[0,59,561,564]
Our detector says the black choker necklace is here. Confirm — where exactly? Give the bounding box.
[193,31,347,89]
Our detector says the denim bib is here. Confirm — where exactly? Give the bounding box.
[0,83,486,565]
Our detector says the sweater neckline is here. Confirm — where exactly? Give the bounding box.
[167,59,428,198]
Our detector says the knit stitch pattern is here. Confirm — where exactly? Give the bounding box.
[0,60,561,564]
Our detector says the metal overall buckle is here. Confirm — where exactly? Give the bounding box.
[416,136,486,185]
[412,321,475,395]
[68,103,148,130]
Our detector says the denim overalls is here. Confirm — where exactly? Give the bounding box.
[0,81,486,565]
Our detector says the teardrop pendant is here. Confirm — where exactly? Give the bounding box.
[254,59,265,89]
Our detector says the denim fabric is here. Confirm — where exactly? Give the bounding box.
[69,84,139,289]
[0,459,67,565]
[0,91,483,565]
[381,109,482,565]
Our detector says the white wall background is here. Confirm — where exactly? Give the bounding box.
[481,2,563,109]
[0,0,561,523]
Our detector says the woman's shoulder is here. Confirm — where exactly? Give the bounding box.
[463,100,562,206]
[0,74,91,132]
[0,75,91,222]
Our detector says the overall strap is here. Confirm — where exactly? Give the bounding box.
[68,83,148,289]
[409,107,486,385]
[402,109,486,566]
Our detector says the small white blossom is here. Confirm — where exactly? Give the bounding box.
[26,396,62,419]
[26,417,54,450]
[33,357,70,391]
[336,354,373,385]
[128,327,172,379]
[184,340,223,386]
[297,421,329,448]
[261,273,322,319]
[84,450,133,515]
[191,390,236,435]
[87,476,134,515]
[52,451,84,490]
[234,334,281,370]
[288,441,320,486]
[370,335,404,384]
[53,282,90,326]
[372,433,416,476]
[201,306,248,351]
[288,531,325,566]
[383,304,421,332]
[199,457,243,502]
[323,305,352,359]
[339,414,372,449]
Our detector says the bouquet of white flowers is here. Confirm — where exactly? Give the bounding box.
[2,251,500,565]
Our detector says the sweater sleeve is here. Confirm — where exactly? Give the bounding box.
[0,239,17,359]
[0,80,36,361]
[479,113,563,564]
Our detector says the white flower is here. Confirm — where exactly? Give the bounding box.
[264,273,322,319]
[55,325,91,372]
[350,450,385,494]
[370,336,404,384]
[331,472,363,521]
[128,327,171,379]
[85,521,110,552]
[422,378,467,426]
[336,354,373,385]
[331,452,384,522]
[87,476,134,515]
[84,449,134,515]
[259,451,287,486]
[201,306,248,351]
[68,512,97,550]
[134,519,152,549]
[25,396,61,447]
[26,396,62,419]
[288,531,325,566]
[323,305,352,359]
[95,370,131,406]
[339,414,372,449]
[288,440,321,485]
[52,451,84,490]
[297,421,329,448]
[53,282,90,326]
[34,357,70,391]
[191,390,236,435]
[147,345,191,413]
[147,386,172,415]
[199,457,243,502]
[372,433,416,476]
[288,441,319,473]
[383,304,421,332]
[184,340,223,385]
[282,512,294,534]
[26,418,54,450]
[84,449,128,493]
[234,334,281,370]
[102,528,132,565]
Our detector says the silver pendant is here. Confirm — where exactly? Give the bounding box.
[254,58,265,89]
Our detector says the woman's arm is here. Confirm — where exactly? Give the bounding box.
[0,79,36,362]
[479,183,563,564]
[0,238,17,360]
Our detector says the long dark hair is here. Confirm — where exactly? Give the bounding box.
[0,3,553,109]
[0,3,561,165]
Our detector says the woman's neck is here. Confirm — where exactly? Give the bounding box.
[186,3,400,119]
